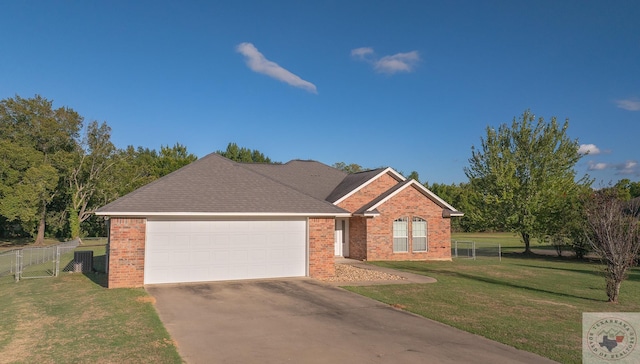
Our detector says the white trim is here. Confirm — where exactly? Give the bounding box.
[365,180,462,214]
[306,217,310,277]
[96,211,351,218]
[333,167,406,205]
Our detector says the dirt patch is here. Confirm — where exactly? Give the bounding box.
[528,299,576,309]
[2,302,55,361]
[136,296,156,305]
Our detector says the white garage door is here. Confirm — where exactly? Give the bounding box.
[145,219,306,284]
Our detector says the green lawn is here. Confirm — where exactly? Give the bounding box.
[0,245,182,364]
[345,256,640,364]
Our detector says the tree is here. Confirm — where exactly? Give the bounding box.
[584,190,640,303]
[407,171,420,182]
[427,182,477,232]
[217,142,273,163]
[68,121,118,239]
[465,110,590,253]
[0,95,82,244]
[156,143,198,177]
[613,179,640,200]
[333,162,364,174]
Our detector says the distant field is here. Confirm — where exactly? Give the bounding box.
[452,232,551,253]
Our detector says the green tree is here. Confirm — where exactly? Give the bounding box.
[156,143,198,177]
[332,162,364,174]
[464,110,591,253]
[407,171,420,182]
[427,182,476,232]
[217,142,273,163]
[0,95,82,244]
[68,121,119,239]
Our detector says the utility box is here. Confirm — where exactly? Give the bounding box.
[73,251,93,273]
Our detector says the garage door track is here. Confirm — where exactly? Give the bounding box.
[147,278,556,364]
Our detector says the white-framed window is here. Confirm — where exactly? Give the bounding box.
[412,217,427,252]
[393,217,408,252]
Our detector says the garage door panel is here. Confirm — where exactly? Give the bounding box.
[145,219,306,284]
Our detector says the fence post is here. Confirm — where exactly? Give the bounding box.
[499,244,502,262]
[454,241,458,258]
[473,241,476,260]
[15,250,21,282]
[55,246,60,277]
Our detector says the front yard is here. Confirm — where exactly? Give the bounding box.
[0,245,182,364]
[2,233,637,363]
[346,256,640,364]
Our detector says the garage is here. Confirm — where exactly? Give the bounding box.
[144,219,307,284]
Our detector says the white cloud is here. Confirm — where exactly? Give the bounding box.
[236,42,317,94]
[351,47,421,74]
[578,144,601,155]
[374,51,421,74]
[588,161,609,171]
[615,98,640,111]
[618,160,639,175]
[587,160,639,176]
[351,47,374,59]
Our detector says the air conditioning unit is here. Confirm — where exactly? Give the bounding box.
[73,251,94,273]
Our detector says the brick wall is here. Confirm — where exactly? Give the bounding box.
[308,217,335,278]
[107,217,146,288]
[366,186,452,261]
[337,172,399,212]
[348,216,367,260]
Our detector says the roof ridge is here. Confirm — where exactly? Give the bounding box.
[98,152,225,211]
[236,160,349,212]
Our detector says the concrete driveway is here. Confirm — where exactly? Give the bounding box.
[147,279,557,364]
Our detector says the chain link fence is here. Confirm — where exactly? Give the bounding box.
[452,240,502,261]
[0,239,105,282]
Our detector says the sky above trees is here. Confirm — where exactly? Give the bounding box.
[1,1,638,184]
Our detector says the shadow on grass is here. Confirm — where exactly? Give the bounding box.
[376,261,606,302]
[506,254,640,282]
[85,255,108,287]
[433,268,603,302]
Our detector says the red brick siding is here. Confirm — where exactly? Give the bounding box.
[348,216,367,260]
[308,218,335,278]
[366,187,452,261]
[107,217,146,288]
[338,173,399,212]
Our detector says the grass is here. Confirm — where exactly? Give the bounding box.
[344,255,640,364]
[0,237,64,252]
[0,243,182,364]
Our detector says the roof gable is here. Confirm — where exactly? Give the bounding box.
[326,167,405,204]
[354,179,464,218]
[96,153,348,216]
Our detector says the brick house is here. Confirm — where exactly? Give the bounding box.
[96,153,462,288]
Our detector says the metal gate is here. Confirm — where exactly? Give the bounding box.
[0,240,80,281]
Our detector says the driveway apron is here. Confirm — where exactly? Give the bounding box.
[147,278,557,364]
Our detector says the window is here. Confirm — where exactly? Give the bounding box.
[393,217,408,252]
[412,217,427,252]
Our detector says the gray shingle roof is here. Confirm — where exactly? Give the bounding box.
[241,160,347,200]
[96,153,349,216]
[325,168,388,203]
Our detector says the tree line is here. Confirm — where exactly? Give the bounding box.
[333,110,639,303]
[0,95,200,242]
[2,95,638,301]
[0,95,280,242]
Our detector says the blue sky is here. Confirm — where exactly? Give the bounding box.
[1,1,639,185]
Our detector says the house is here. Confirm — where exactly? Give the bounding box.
[96,153,463,288]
